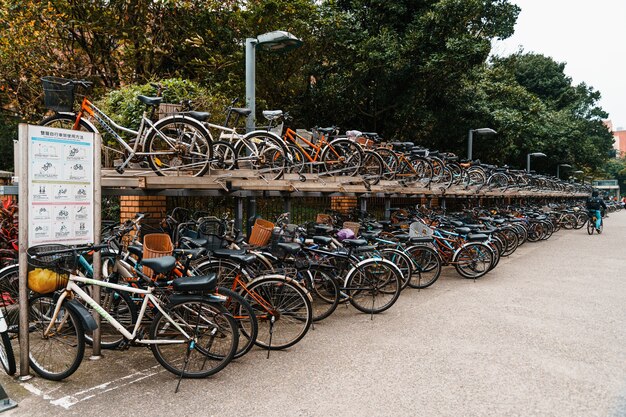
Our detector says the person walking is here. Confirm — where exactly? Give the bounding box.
[586,190,607,232]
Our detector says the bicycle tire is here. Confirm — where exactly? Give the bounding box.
[300,267,339,322]
[453,243,493,279]
[144,115,212,177]
[0,331,15,376]
[405,245,442,289]
[150,298,238,378]
[0,264,20,331]
[360,150,384,186]
[320,138,363,177]
[243,275,312,350]
[211,140,237,171]
[40,113,96,133]
[236,132,288,180]
[346,259,402,314]
[215,286,258,359]
[83,283,137,350]
[28,295,85,381]
[379,248,413,290]
[375,148,398,181]
[285,143,307,174]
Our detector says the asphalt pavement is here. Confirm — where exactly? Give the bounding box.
[2,212,626,417]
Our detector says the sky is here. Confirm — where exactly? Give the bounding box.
[491,0,626,129]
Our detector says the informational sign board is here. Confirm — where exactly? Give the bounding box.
[27,125,95,245]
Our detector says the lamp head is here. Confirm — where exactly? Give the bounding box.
[472,128,497,135]
[529,152,546,157]
[256,31,303,52]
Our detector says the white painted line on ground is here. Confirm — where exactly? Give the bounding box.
[20,364,166,410]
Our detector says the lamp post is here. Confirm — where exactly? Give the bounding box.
[526,152,546,173]
[245,31,303,132]
[467,128,497,160]
[556,163,571,179]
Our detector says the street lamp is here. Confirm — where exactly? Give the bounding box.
[467,128,497,160]
[245,31,303,132]
[526,152,546,173]
[556,163,571,179]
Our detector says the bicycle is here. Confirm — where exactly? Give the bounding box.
[586,210,603,235]
[39,77,214,177]
[26,243,238,385]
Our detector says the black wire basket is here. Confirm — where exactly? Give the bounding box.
[41,76,75,112]
[26,244,74,293]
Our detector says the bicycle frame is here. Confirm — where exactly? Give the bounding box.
[44,275,191,344]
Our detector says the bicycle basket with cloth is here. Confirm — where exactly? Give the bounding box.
[409,222,433,238]
[27,244,72,293]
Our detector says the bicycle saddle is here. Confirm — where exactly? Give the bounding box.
[360,230,382,240]
[454,227,472,235]
[172,274,217,292]
[231,107,252,116]
[312,236,332,246]
[173,247,206,260]
[186,111,210,122]
[341,239,368,247]
[393,233,410,242]
[137,95,162,107]
[211,249,256,264]
[128,244,143,259]
[142,256,176,274]
[262,110,283,120]
[180,236,209,248]
[410,236,433,244]
[466,233,488,242]
[277,242,301,254]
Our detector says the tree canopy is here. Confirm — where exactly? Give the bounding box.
[0,0,615,177]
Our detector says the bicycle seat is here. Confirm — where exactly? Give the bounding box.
[231,107,252,117]
[316,127,335,134]
[341,239,368,247]
[137,95,162,107]
[128,244,143,259]
[354,245,376,253]
[312,236,332,246]
[314,224,334,234]
[378,220,392,226]
[187,111,210,122]
[277,242,301,254]
[180,236,209,248]
[211,249,256,264]
[410,236,433,244]
[393,233,410,242]
[142,256,176,274]
[454,227,471,235]
[262,110,283,120]
[172,274,217,292]
[360,230,381,240]
[466,233,488,242]
[173,247,206,260]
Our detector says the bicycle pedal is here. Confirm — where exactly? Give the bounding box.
[115,166,125,175]
[117,339,131,350]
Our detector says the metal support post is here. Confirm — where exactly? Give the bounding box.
[359,196,367,217]
[90,133,102,359]
[384,198,391,220]
[283,195,291,215]
[17,125,30,379]
[235,197,244,235]
[245,38,257,132]
[467,129,474,161]
[246,197,257,237]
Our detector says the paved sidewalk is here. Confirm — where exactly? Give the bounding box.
[3,213,626,417]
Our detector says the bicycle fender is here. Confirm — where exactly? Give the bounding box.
[56,112,99,132]
[0,310,7,333]
[452,242,490,263]
[65,299,98,332]
[343,258,403,287]
[249,274,312,302]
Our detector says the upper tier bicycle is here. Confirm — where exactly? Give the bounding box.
[39,77,214,177]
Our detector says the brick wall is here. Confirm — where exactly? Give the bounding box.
[330,196,357,214]
[120,195,167,223]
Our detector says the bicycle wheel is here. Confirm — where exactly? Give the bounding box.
[145,116,212,177]
[359,150,384,186]
[40,114,95,133]
[83,283,137,349]
[379,248,413,290]
[560,213,577,230]
[321,138,363,177]
[215,287,258,359]
[0,331,15,376]
[300,267,339,322]
[243,275,312,350]
[28,295,85,381]
[346,259,402,314]
[405,245,442,289]
[237,132,288,180]
[0,264,19,330]
[211,140,237,171]
[453,243,493,279]
[375,148,398,181]
[150,299,238,378]
[586,218,594,234]
[286,143,307,174]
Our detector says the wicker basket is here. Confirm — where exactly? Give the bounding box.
[342,221,361,237]
[142,233,173,276]
[158,103,181,119]
[248,218,274,247]
[316,213,332,225]
[27,244,72,293]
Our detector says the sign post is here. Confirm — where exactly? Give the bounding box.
[18,124,99,376]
